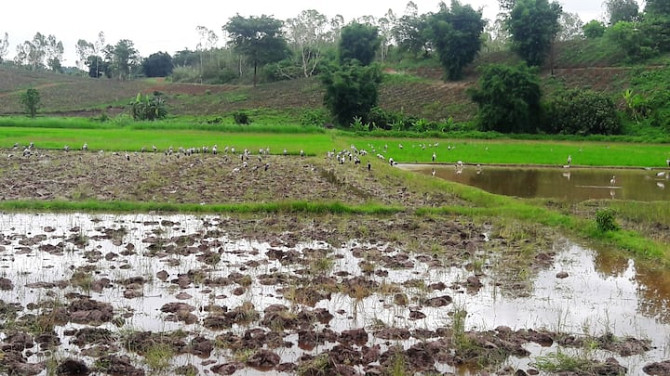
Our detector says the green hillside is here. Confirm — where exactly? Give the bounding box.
[0,39,667,125]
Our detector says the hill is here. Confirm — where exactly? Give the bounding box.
[0,40,663,123]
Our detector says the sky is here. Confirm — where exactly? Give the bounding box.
[1,0,617,67]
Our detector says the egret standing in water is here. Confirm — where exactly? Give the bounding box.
[610,175,616,186]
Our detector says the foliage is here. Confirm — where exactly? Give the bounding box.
[392,12,432,58]
[224,14,291,86]
[13,32,63,71]
[428,0,486,81]
[544,89,622,135]
[107,39,139,80]
[596,208,619,232]
[468,63,542,133]
[645,0,670,16]
[641,14,670,53]
[130,92,167,121]
[142,52,173,77]
[606,21,655,61]
[506,0,562,66]
[557,12,584,41]
[321,62,382,126]
[285,9,333,78]
[85,55,110,78]
[0,32,8,63]
[233,111,252,125]
[19,88,41,118]
[582,20,606,39]
[338,22,380,66]
[605,0,639,25]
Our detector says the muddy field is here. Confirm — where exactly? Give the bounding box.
[0,212,669,376]
[0,150,669,375]
[0,148,460,208]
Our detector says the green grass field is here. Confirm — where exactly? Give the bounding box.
[2,120,668,167]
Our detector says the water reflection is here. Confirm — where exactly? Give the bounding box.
[403,164,670,201]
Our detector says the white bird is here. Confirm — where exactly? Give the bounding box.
[398,143,403,149]
[657,182,665,189]
[431,168,436,176]
[567,155,572,165]
[432,152,436,162]
[610,175,616,186]
[657,171,666,178]
[389,157,394,165]
[82,143,88,151]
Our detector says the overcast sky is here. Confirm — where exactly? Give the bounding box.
[2,0,618,67]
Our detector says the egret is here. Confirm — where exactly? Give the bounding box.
[657,172,666,178]
[141,146,147,153]
[389,157,394,165]
[13,142,18,149]
[432,152,436,162]
[283,148,288,156]
[264,163,270,171]
[152,145,157,152]
[657,182,666,189]
[300,149,305,157]
[29,142,34,149]
[567,155,572,165]
[82,143,88,151]
[610,175,616,186]
[667,159,670,167]
[398,143,403,149]
[212,145,218,155]
[64,145,70,152]
[431,168,436,176]
[476,164,482,174]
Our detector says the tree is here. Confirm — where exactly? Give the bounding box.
[107,39,139,80]
[0,32,8,63]
[196,26,219,82]
[606,21,653,61]
[45,34,64,72]
[285,9,331,78]
[545,89,621,135]
[428,0,486,81]
[339,22,380,65]
[142,52,173,77]
[506,0,562,66]
[130,92,167,121]
[77,32,106,77]
[605,0,639,25]
[321,62,382,126]
[377,9,397,62]
[582,20,606,38]
[19,88,41,118]
[557,12,584,40]
[84,55,111,78]
[468,63,542,133]
[224,14,290,87]
[75,39,93,70]
[645,0,670,16]
[392,12,432,57]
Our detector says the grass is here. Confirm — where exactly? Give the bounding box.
[144,342,174,372]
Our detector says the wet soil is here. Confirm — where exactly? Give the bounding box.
[0,212,663,375]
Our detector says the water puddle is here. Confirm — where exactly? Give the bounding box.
[0,213,669,374]
[401,164,670,201]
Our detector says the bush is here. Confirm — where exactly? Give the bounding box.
[582,20,606,38]
[233,111,251,125]
[300,109,329,127]
[596,208,619,232]
[130,93,167,121]
[468,63,542,133]
[19,88,41,118]
[321,62,382,126]
[544,89,621,135]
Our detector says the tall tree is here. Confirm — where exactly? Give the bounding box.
[107,39,138,80]
[605,0,639,25]
[142,52,173,77]
[0,32,8,63]
[377,9,397,62]
[321,63,382,126]
[506,0,562,66]
[557,12,584,40]
[45,34,64,72]
[392,9,432,57]
[224,14,290,87]
[285,9,331,78]
[468,63,542,133]
[645,0,670,16]
[75,39,93,70]
[428,0,486,81]
[196,26,218,82]
[338,22,380,65]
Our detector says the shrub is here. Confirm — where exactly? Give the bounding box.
[468,63,542,133]
[300,108,329,127]
[130,93,167,121]
[596,208,619,232]
[544,89,621,135]
[19,88,41,118]
[233,111,251,125]
[321,62,382,126]
[582,20,606,38]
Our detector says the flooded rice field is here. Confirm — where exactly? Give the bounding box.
[403,165,670,202]
[1,213,669,375]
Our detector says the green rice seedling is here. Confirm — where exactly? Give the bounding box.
[144,342,174,372]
